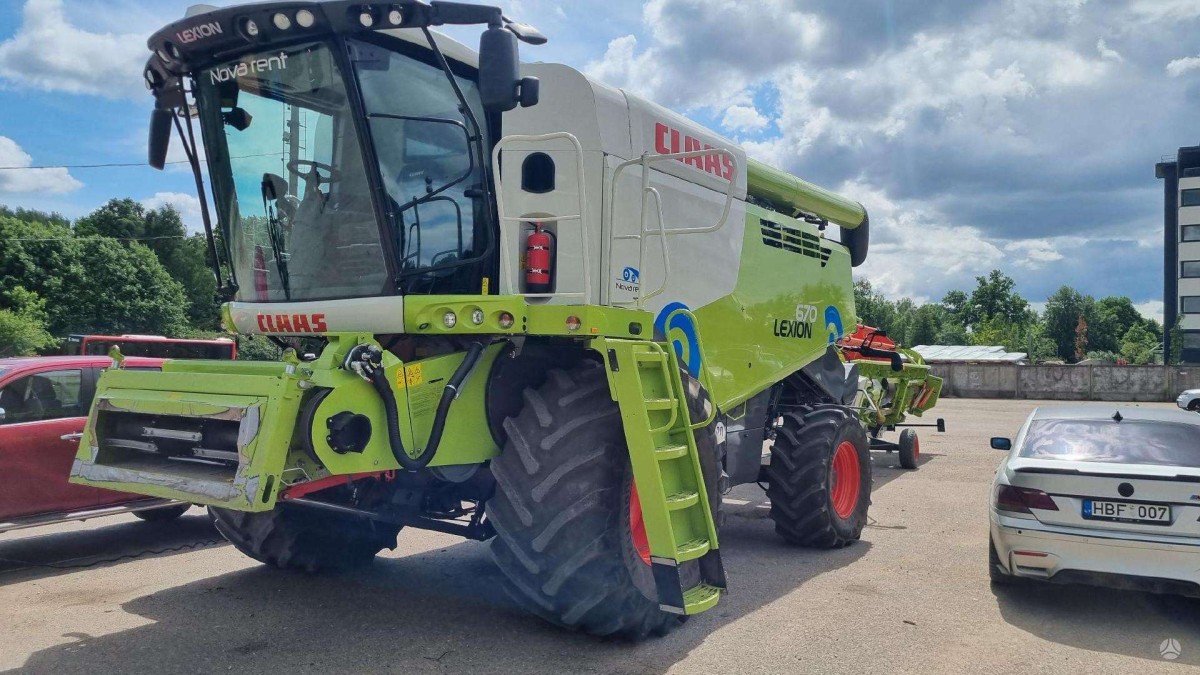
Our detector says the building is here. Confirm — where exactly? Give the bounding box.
[1156,145,1200,365]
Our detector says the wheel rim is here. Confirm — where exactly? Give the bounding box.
[830,441,862,519]
[629,483,652,565]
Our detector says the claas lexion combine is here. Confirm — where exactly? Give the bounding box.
[69,0,911,638]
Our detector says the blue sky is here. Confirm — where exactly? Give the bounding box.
[2,0,1199,322]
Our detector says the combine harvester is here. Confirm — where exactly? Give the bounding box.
[71,0,888,638]
[838,325,944,469]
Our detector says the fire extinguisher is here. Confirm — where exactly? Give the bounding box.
[525,223,553,293]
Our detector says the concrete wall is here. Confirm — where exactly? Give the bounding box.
[932,364,1200,402]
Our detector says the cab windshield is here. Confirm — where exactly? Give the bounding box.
[196,39,488,302]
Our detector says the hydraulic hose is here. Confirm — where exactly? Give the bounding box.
[857,344,905,373]
[346,342,486,471]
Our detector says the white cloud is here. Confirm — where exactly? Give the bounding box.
[1128,0,1200,23]
[721,105,769,133]
[1005,239,1065,269]
[0,0,148,99]
[0,136,82,194]
[840,179,1004,300]
[1166,54,1200,77]
[1134,300,1164,325]
[141,191,204,233]
[1096,39,1123,63]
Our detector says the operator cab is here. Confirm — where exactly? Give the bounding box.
[144,1,543,303]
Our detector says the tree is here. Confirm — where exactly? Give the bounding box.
[74,198,146,241]
[1120,323,1160,365]
[969,270,1030,327]
[0,287,56,356]
[1074,315,1089,362]
[853,279,898,333]
[1091,296,1146,355]
[1043,286,1095,362]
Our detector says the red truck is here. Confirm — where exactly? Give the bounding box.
[0,355,189,533]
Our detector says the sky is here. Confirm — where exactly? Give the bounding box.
[1,0,1199,322]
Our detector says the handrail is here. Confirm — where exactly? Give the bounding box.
[491,132,590,300]
[606,148,739,309]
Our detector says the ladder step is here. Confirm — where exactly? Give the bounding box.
[665,491,699,510]
[643,397,677,410]
[655,444,689,461]
[682,584,723,615]
[675,537,711,562]
[634,351,668,365]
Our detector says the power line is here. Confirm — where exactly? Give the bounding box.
[0,151,285,171]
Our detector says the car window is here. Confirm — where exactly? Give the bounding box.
[1020,419,1200,468]
[0,369,84,425]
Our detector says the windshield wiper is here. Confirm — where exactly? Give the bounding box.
[261,177,292,301]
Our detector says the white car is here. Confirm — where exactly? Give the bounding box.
[989,406,1200,597]
[1179,389,1200,412]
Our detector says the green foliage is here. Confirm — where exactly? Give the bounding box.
[1119,322,1160,365]
[235,334,283,362]
[0,286,56,356]
[1042,286,1095,362]
[1170,318,1184,365]
[74,198,147,241]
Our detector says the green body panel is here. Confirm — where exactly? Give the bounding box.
[402,295,652,340]
[598,338,723,615]
[688,206,856,411]
[70,335,503,509]
[746,159,867,228]
[69,356,307,511]
[854,349,945,428]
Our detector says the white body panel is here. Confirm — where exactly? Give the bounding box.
[1180,389,1200,410]
[498,63,749,319]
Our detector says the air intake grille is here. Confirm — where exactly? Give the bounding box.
[760,219,831,267]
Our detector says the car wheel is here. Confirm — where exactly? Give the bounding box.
[1188,400,1200,412]
[989,536,1012,586]
[133,504,191,523]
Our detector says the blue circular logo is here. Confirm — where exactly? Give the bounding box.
[824,305,844,344]
[655,302,701,375]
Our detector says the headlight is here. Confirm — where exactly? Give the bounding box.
[442,311,457,328]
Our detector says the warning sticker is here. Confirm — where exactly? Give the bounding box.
[405,363,424,387]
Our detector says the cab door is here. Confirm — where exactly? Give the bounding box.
[0,366,108,521]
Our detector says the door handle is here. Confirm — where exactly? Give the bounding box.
[60,432,84,442]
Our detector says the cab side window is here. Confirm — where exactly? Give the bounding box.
[0,370,84,425]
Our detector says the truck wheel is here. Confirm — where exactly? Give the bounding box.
[209,504,399,572]
[766,405,871,548]
[898,429,920,470]
[133,504,190,523]
[489,360,720,639]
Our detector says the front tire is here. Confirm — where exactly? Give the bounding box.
[1188,400,1200,412]
[766,406,871,548]
[488,360,719,639]
[133,504,190,523]
[209,503,399,573]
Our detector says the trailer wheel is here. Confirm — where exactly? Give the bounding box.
[766,405,871,548]
[898,429,920,470]
[489,360,719,639]
[209,503,400,572]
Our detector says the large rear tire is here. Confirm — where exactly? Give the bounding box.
[209,503,400,573]
[488,360,719,639]
[766,405,871,548]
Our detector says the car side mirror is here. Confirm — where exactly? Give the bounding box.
[990,437,1012,451]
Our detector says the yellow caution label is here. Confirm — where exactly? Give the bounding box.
[482,277,490,295]
[404,363,424,387]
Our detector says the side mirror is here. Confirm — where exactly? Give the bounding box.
[148,108,174,170]
[990,437,1012,451]
[479,25,520,112]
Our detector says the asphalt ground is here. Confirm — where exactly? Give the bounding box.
[1,397,1196,674]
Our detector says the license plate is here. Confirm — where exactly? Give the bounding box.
[1083,499,1171,524]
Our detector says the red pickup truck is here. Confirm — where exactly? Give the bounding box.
[0,355,189,533]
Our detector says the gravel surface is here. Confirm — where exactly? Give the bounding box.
[1,398,1196,674]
